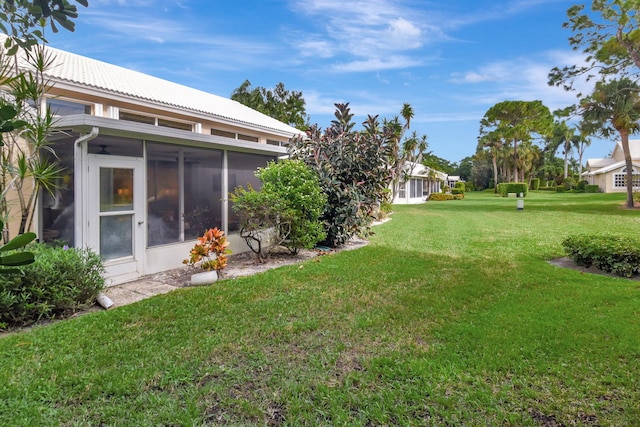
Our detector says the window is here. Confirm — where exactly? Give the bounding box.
[410,179,423,198]
[183,148,223,240]
[147,147,179,246]
[398,182,406,199]
[267,139,286,146]
[237,133,259,142]
[119,111,156,125]
[211,128,236,139]
[158,118,192,131]
[146,143,224,246]
[614,168,640,188]
[47,98,91,116]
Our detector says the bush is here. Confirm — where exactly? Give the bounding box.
[497,182,528,197]
[428,193,463,201]
[289,104,395,247]
[257,160,327,253]
[231,160,326,259]
[465,181,475,192]
[530,178,540,190]
[585,184,599,193]
[556,185,565,193]
[563,177,576,191]
[576,180,589,191]
[454,181,465,192]
[451,188,464,195]
[562,233,640,278]
[0,244,105,328]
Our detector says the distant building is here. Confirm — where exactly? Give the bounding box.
[582,140,640,193]
[392,162,447,204]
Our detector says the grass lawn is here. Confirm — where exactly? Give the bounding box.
[1,191,639,426]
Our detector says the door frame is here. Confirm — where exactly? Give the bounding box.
[87,154,145,283]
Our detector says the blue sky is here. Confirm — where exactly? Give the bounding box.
[44,0,612,164]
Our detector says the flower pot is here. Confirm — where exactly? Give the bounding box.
[190,270,218,286]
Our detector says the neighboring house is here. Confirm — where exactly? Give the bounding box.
[582,140,640,193]
[3,41,302,285]
[446,175,462,189]
[393,162,447,204]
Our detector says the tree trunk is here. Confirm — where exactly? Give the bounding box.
[513,139,518,182]
[563,140,569,178]
[492,155,498,193]
[620,131,636,209]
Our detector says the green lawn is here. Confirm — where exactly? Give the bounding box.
[1,191,639,426]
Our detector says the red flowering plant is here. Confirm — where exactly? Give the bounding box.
[183,227,232,272]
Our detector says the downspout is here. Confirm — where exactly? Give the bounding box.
[74,127,100,249]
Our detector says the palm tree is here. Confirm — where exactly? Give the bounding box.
[581,78,640,208]
[574,121,593,178]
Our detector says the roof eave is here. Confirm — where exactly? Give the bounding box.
[54,115,289,156]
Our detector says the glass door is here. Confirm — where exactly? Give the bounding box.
[88,155,144,281]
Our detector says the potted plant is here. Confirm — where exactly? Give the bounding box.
[183,227,231,285]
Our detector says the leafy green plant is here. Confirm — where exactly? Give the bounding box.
[230,184,285,262]
[562,233,640,278]
[0,220,35,273]
[256,160,326,254]
[0,243,104,328]
[183,227,231,272]
[497,182,528,197]
[585,184,599,193]
[289,103,396,247]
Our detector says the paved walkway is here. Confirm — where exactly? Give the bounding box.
[101,280,180,308]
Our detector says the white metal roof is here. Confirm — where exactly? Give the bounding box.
[7,37,303,137]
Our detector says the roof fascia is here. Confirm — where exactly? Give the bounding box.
[54,115,288,156]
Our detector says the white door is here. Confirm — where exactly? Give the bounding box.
[88,155,145,282]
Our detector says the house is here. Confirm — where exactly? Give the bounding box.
[392,162,447,204]
[3,40,303,285]
[582,140,640,193]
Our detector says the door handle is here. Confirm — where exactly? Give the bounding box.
[138,220,144,225]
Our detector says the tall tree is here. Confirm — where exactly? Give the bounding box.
[479,100,553,182]
[575,120,593,177]
[549,1,640,91]
[477,132,504,192]
[580,77,640,208]
[230,80,309,130]
[548,119,578,179]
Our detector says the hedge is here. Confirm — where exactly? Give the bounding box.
[428,193,464,201]
[497,182,528,197]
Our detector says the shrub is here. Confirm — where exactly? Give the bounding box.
[257,160,327,253]
[451,188,463,195]
[0,244,104,328]
[556,185,566,193]
[563,177,576,191]
[576,180,589,191]
[454,181,465,193]
[230,185,285,262]
[498,182,528,197]
[465,181,475,192]
[585,184,599,193]
[428,193,463,201]
[562,233,640,278]
[530,178,540,190]
[289,104,396,247]
[231,160,326,259]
